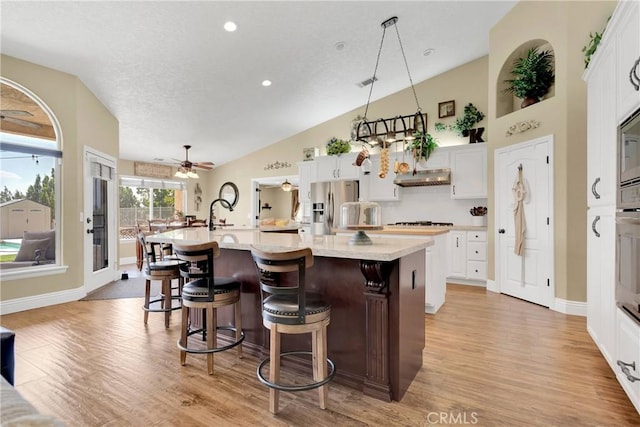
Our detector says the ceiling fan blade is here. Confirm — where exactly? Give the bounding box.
[193,163,213,170]
[1,115,41,129]
[195,161,214,166]
[0,110,33,117]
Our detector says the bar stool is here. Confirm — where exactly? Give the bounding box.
[138,233,184,328]
[250,246,336,414]
[172,241,244,375]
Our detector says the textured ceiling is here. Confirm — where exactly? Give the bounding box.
[1,1,515,168]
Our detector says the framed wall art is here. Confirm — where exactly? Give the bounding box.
[438,100,455,119]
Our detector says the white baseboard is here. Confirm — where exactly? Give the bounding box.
[486,279,499,293]
[119,256,137,267]
[446,278,486,287]
[552,298,587,316]
[0,286,86,315]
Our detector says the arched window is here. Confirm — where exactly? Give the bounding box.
[0,78,62,273]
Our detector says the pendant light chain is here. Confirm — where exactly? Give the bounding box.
[393,23,421,112]
[363,25,388,120]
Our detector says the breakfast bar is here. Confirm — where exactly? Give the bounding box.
[148,228,430,402]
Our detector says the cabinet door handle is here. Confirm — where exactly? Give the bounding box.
[475,250,479,254]
[630,57,640,91]
[617,360,640,382]
[452,185,456,195]
[591,177,601,199]
[592,215,601,237]
[456,237,459,248]
[498,228,506,234]
[337,169,341,178]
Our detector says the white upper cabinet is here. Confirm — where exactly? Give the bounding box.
[297,161,317,203]
[615,0,640,122]
[450,145,487,199]
[315,153,359,182]
[360,152,401,202]
[586,43,617,207]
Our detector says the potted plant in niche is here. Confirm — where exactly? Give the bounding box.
[450,103,485,143]
[406,132,438,166]
[504,46,555,108]
[470,206,487,226]
[326,137,351,156]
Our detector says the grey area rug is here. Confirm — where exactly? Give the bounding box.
[81,275,161,300]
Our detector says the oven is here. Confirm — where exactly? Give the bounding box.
[616,210,640,325]
[618,108,640,209]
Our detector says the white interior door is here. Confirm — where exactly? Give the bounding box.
[84,147,118,293]
[495,136,554,307]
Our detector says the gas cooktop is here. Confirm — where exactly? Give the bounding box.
[388,221,454,227]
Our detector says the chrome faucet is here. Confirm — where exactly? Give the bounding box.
[209,198,233,230]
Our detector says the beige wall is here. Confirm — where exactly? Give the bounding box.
[1,54,118,301]
[210,56,490,226]
[487,1,616,302]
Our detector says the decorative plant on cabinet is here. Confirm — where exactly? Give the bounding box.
[450,103,485,143]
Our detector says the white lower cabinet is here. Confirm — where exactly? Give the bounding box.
[616,309,640,413]
[447,230,487,284]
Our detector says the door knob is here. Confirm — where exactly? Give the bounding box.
[86,229,94,234]
[498,228,506,234]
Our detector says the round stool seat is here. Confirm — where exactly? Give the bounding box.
[263,293,330,325]
[144,259,183,274]
[182,277,240,302]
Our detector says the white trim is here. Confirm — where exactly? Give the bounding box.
[446,278,486,287]
[486,279,499,293]
[0,285,85,315]
[552,298,587,316]
[0,264,68,281]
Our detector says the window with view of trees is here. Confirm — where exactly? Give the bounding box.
[119,176,186,239]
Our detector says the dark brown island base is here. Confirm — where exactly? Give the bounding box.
[148,228,430,402]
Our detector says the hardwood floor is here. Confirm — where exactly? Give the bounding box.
[1,284,638,426]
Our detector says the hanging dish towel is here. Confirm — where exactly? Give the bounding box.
[512,167,526,256]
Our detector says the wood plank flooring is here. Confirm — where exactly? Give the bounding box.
[1,284,638,426]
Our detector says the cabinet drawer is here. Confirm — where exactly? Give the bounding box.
[467,231,486,242]
[616,309,640,410]
[467,261,486,280]
[467,242,486,261]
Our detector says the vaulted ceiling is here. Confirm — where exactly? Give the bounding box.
[1,1,516,168]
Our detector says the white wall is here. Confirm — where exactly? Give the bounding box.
[376,186,487,226]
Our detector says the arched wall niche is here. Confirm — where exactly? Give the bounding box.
[496,39,556,119]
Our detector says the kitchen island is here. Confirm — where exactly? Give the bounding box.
[148,228,430,402]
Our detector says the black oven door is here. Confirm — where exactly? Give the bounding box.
[616,211,640,325]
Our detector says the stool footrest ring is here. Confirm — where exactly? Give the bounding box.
[142,296,182,313]
[257,350,336,392]
[176,326,245,354]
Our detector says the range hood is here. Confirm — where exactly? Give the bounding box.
[393,168,451,187]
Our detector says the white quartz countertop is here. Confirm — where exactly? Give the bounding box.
[147,228,431,262]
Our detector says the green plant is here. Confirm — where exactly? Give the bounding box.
[450,103,485,136]
[582,17,610,69]
[434,122,447,132]
[326,137,351,155]
[406,132,438,159]
[504,47,555,102]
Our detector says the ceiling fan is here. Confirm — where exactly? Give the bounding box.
[172,145,214,178]
[0,110,41,129]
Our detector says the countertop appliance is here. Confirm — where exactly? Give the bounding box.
[311,180,359,235]
[618,107,640,209]
[388,221,454,227]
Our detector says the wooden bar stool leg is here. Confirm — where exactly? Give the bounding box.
[235,298,243,359]
[180,306,189,366]
[206,306,216,375]
[317,325,328,409]
[163,278,172,328]
[269,326,281,414]
[143,279,151,325]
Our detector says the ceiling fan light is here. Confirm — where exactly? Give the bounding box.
[175,169,188,178]
[281,179,293,192]
[186,170,199,179]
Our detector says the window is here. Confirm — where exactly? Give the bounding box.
[0,79,61,272]
[119,176,186,239]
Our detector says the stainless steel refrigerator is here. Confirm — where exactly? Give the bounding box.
[310,180,359,235]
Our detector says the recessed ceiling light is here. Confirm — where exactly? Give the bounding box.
[335,42,346,51]
[423,48,435,57]
[262,80,272,87]
[224,21,237,32]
